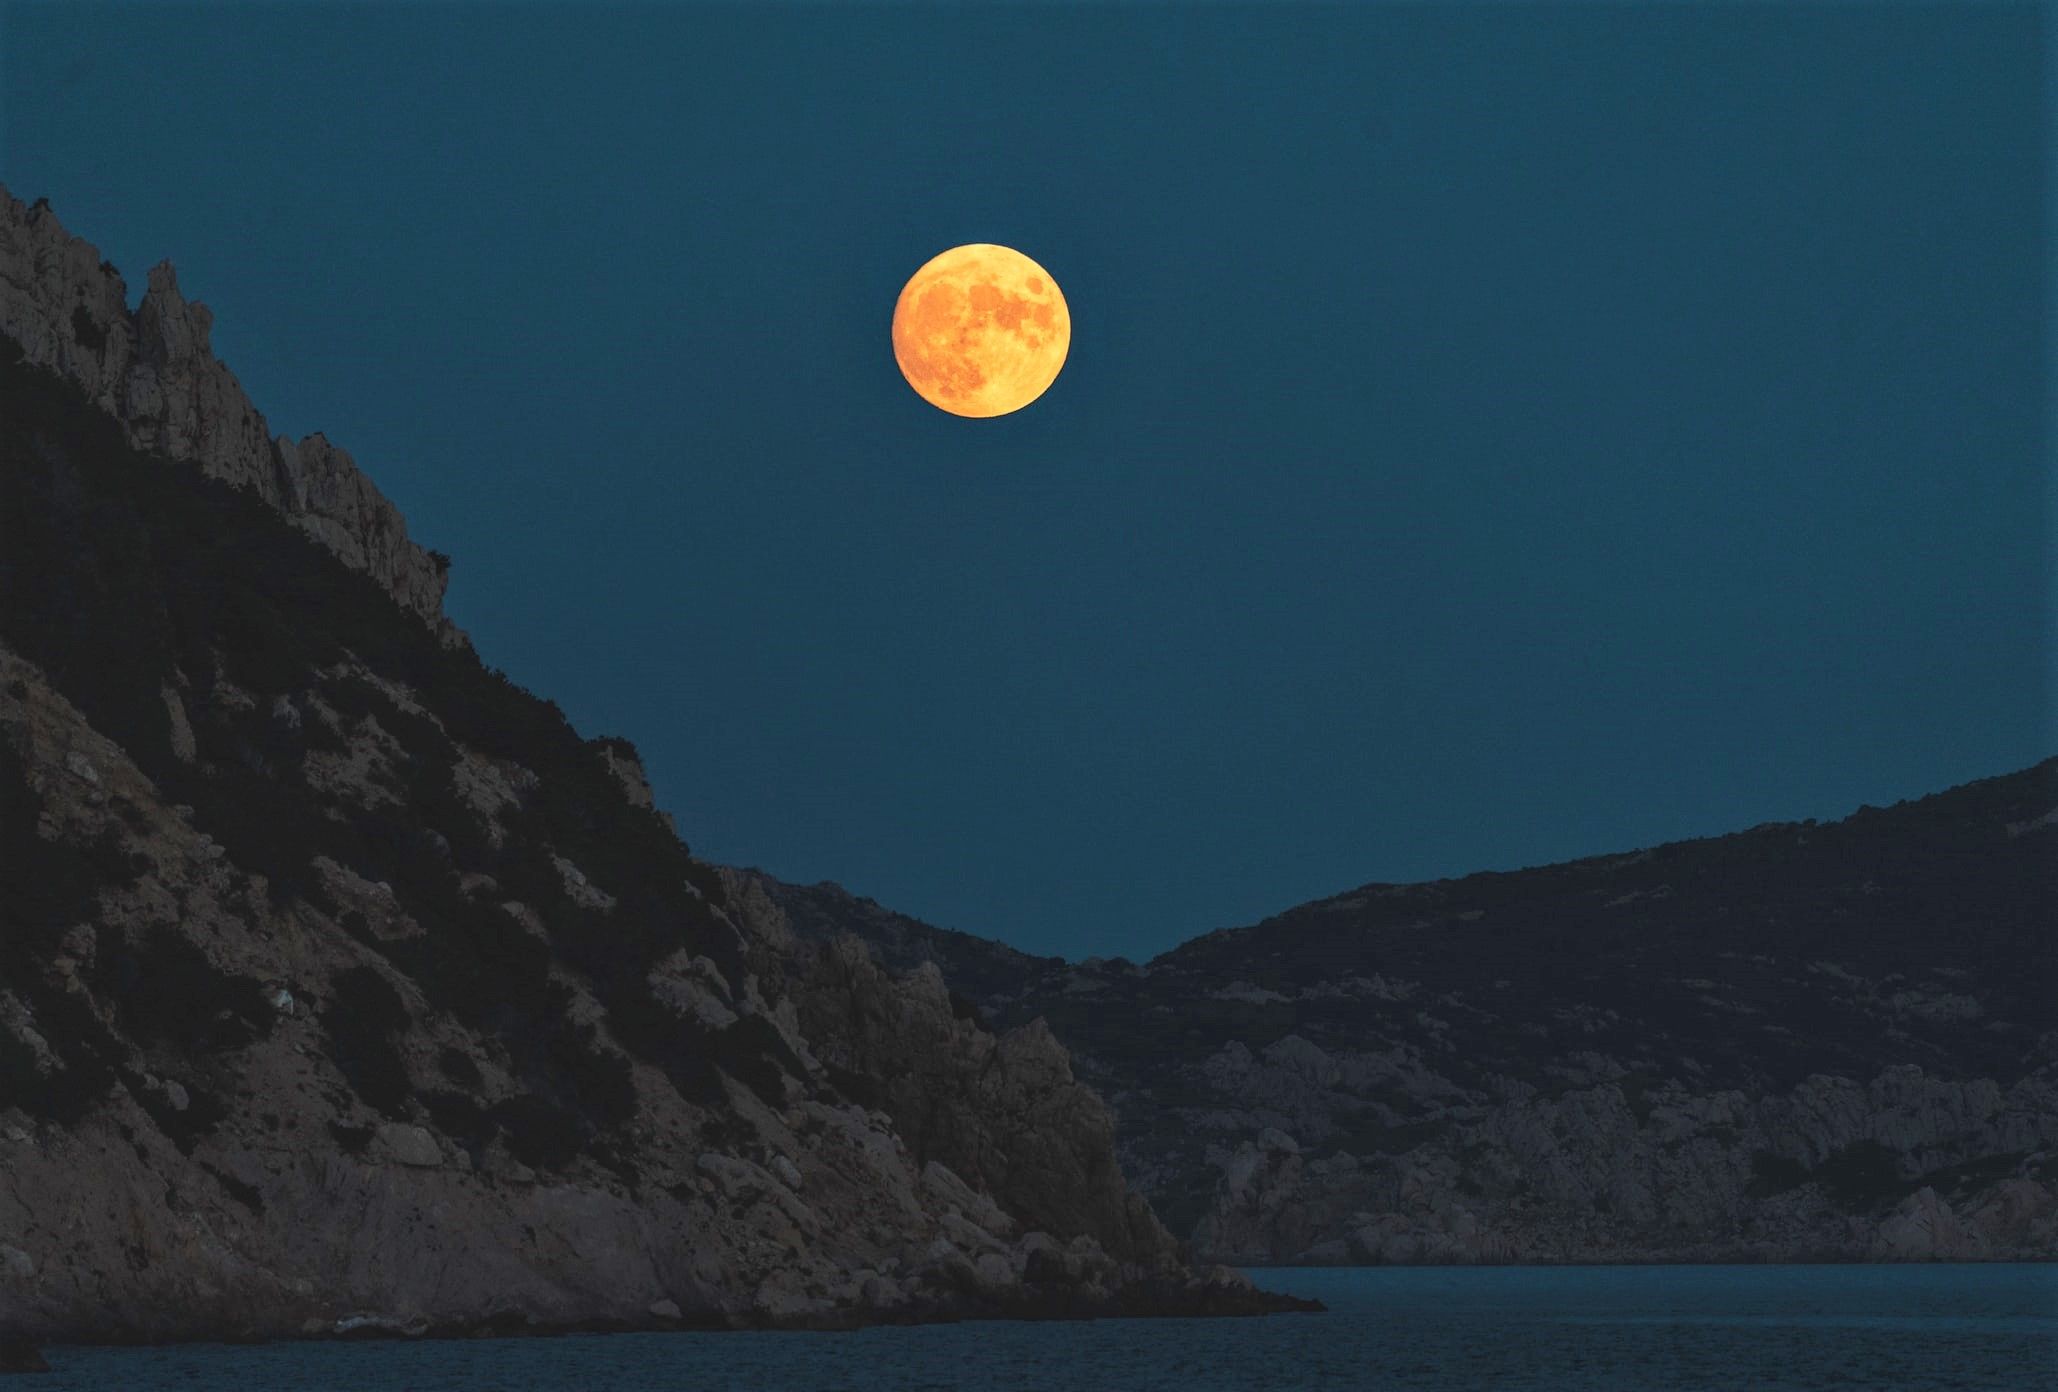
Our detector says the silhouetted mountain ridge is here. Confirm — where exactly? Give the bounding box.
[747,760,2057,1263]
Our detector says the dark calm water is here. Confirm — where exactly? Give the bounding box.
[36,1264,2057,1391]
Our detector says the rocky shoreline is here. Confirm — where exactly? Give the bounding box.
[1,1283,1316,1378]
[4,1267,1314,1356]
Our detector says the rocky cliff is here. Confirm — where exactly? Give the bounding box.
[0,187,452,633]
[0,201,1298,1346]
[747,760,2058,1266]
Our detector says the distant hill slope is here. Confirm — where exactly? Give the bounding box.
[747,760,2058,1264]
[0,193,1291,1346]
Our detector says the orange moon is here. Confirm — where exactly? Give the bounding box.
[891,244,1070,417]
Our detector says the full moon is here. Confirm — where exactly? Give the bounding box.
[892,244,1070,417]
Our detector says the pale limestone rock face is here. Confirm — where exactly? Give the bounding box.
[273,433,453,624]
[920,1160,1012,1235]
[0,996,58,1077]
[0,187,451,632]
[373,1124,443,1169]
[1263,1035,1340,1089]
[553,854,617,912]
[1875,1187,1985,1260]
[780,939,1183,1279]
[160,684,197,763]
[0,195,133,407]
[126,263,276,492]
[971,1252,1015,1293]
[647,952,742,1030]
[597,744,656,810]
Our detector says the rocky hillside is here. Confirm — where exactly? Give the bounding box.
[0,191,1299,1345]
[0,189,451,634]
[749,761,2058,1265]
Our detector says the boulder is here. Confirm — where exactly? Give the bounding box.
[373,1124,442,1168]
[1875,1187,1987,1261]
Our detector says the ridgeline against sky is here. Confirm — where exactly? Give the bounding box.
[4,3,2044,960]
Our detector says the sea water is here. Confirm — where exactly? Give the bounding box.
[33,1264,2057,1390]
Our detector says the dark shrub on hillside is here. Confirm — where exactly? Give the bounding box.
[0,999,121,1125]
[327,1121,374,1155]
[218,695,315,780]
[438,1046,483,1090]
[199,1160,265,1213]
[707,1014,799,1108]
[298,698,348,753]
[550,1028,637,1130]
[419,1088,493,1152]
[0,742,129,1119]
[1746,1150,1809,1199]
[95,925,272,1053]
[824,1062,884,1111]
[322,676,454,765]
[1815,1140,1907,1213]
[601,988,722,1104]
[376,898,559,1037]
[0,1030,46,1116]
[490,1007,638,1139]
[163,759,334,907]
[404,759,496,868]
[947,989,986,1027]
[324,966,413,1118]
[69,306,106,354]
[0,740,147,962]
[0,435,177,767]
[489,1093,584,1172]
[596,992,797,1112]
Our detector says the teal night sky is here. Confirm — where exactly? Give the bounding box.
[3,3,2046,960]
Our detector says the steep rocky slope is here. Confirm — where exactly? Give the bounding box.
[0,194,1297,1346]
[749,762,2058,1265]
[0,188,451,631]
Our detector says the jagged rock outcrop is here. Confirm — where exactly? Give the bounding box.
[747,754,2058,1266]
[787,935,1180,1270]
[0,185,452,632]
[0,202,1308,1346]
[595,740,657,811]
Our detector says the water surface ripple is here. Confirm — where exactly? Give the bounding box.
[37,1263,2057,1390]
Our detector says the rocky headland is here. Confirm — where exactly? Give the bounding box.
[0,188,1307,1354]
